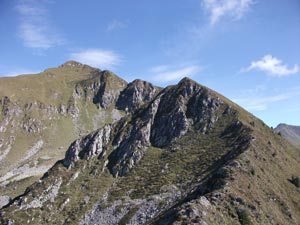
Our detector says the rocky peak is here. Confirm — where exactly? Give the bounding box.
[150,79,222,147]
[63,77,227,176]
[59,60,88,69]
[178,76,196,85]
[116,79,160,112]
[72,70,127,109]
[93,71,127,109]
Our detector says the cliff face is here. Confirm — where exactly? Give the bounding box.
[63,78,227,177]
[1,64,300,225]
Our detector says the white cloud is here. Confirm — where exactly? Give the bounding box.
[234,87,300,111]
[69,49,121,69]
[202,0,254,26]
[150,65,170,73]
[245,55,299,77]
[152,65,201,82]
[16,0,64,49]
[106,20,127,32]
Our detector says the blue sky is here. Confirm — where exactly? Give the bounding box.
[0,0,299,127]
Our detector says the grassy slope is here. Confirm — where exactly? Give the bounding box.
[151,109,300,225]
[275,124,300,147]
[0,63,126,199]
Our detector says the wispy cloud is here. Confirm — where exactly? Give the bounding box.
[234,87,300,111]
[202,0,254,26]
[106,20,127,32]
[69,49,121,69]
[243,55,300,77]
[152,65,202,83]
[15,0,64,49]
[0,69,39,77]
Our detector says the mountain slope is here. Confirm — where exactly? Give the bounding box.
[0,72,299,225]
[0,61,160,202]
[275,123,300,147]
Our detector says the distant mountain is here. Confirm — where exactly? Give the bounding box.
[1,62,300,225]
[275,124,300,147]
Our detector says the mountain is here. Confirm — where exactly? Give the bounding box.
[0,61,160,202]
[1,63,300,225]
[275,124,300,147]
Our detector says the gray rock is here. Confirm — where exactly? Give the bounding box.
[63,77,224,177]
[0,195,11,208]
[93,71,127,109]
[116,79,159,112]
[63,124,112,168]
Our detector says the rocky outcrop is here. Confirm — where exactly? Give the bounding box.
[93,71,127,109]
[63,77,225,177]
[59,60,93,70]
[116,79,160,112]
[151,78,223,147]
[0,97,11,116]
[63,124,112,168]
[108,98,160,176]
[72,70,127,109]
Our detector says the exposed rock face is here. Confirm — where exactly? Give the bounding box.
[21,178,63,210]
[0,196,10,208]
[73,70,127,109]
[116,79,159,112]
[63,124,112,168]
[63,77,224,177]
[151,78,222,147]
[92,71,127,109]
[59,60,88,69]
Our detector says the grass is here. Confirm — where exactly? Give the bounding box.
[1,159,116,225]
[0,63,128,201]
[236,209,253,225]
[2,73,300,225]
[108,110,242,202]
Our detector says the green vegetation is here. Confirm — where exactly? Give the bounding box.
[108,110,244,202]
[0,63,127,200]
[236,209,253,225]
[1,69,300,225]
[289,176,300,188]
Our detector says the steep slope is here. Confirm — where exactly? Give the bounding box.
[1,77,299,225]
[0,61,125,199]
[0,61,160,203]
[275,123,300,147]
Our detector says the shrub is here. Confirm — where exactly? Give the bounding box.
[236,209,253,225]
[289,176,300,188]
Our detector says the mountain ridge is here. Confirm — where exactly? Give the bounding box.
[275,123,300,147]
[0,62,300,225]
[0,61,160,201]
